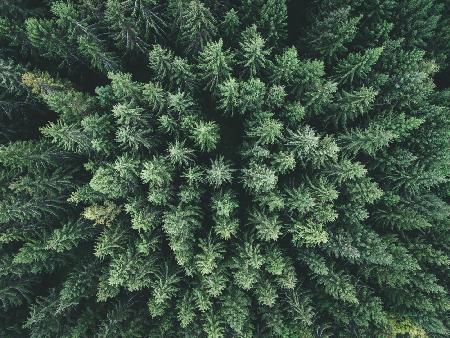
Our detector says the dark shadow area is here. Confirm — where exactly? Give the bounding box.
[287,0,311,45]
[435,66,450,89]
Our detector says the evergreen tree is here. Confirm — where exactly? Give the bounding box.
[238,24,271,77]
[175,0,217,55]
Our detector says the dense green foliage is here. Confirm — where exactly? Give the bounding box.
[0,0,449,337]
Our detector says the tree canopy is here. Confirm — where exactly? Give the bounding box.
[0,0,449,337]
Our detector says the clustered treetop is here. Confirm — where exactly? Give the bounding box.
[0,0,449,337]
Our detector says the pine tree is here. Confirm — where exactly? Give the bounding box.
[238,24,271,77]
[304,6,362,60]
[332,47,384,84]
[175,0,217,55]
[198,39,234,90]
